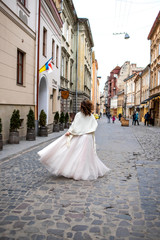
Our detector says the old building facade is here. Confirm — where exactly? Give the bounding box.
[140,64,150,122]
[76,18,93,111]
[39,0,63,132]
[0,0,37,142]
[148,11,160,126]
[53,0,77,115]
[108,66,121,116]
[92,52,98,113]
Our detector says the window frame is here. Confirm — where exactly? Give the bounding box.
[17,49,24,85]
[56,45,59,68]
[43,27,47,57]
[20,0,26,7]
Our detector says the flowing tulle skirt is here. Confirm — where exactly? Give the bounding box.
[38,134,110,180]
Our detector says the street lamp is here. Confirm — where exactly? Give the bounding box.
[113,32,130,39]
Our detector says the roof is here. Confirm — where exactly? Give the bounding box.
[148,11,160,40]
[123,73,136,82]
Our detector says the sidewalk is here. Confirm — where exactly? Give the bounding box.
[0,129,67,162]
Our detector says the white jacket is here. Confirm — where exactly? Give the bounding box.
[68,112,97,135]
[67,112,98,147]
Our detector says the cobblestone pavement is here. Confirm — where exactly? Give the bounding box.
[0,117,160,240]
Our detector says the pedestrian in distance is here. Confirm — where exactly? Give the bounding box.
[132,112,136,125]
[112,115,115,123]
[118,113,122,121]
[38,100,110,181]
[144,112,150,126]
[106,112,111,123]
[134,111,139,125]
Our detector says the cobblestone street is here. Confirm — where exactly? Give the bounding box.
[0,117,160,240]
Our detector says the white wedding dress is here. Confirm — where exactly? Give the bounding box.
[38,112,110,180]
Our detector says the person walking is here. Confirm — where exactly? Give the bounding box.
[106,112,111,123]
[132,112,136,125]
[38,100,110,181]
[144,112,150,126]
[134,111,139,125]
[118,113,122,121]
[112,115,115,123]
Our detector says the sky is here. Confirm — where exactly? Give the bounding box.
[72,0,160,91]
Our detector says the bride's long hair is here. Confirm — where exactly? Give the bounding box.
[80,100,94,116]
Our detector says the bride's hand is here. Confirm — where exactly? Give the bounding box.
[65,132,70,136]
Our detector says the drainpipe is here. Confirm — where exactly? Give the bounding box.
[35,0,41,134]
[75,21,79,113]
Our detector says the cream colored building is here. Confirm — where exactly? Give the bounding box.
[124,74,136,118]
[39,0,62,132]
[140,64,150,122]
[134,73,142,120]
[76,18,94,111]
[100,93,105,115]
[0,0,63,142]
[0,0,37,143]
[148,11,160,126]
[53,0,77,115]
[117,61,130,115]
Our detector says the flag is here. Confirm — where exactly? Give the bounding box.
[39,57,53,73]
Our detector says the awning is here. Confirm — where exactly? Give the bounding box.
[141,93,160,104]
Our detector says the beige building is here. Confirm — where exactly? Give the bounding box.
[76,18,94,111]
[134,72,142,118]
[53,0,77,115]
[117,61,130,116]
[117,90,124,116]
[124,74,136,118]
[148,11,160,126]
[0,0,37,143]
[100,92,105,114]
[140,64,150,122]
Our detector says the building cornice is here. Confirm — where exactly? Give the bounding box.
[148,11,160,40]
[0,0,35,40]
[78,18,94,47]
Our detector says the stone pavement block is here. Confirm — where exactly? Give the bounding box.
[0,117,160,239]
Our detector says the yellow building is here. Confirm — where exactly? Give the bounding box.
[76,18,94,110]
[134,73,142,118]
[124,74,136,118]
[148,11,160,126]
[92,52,98,112]
[117,90,124,116]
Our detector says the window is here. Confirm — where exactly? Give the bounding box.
[61,56,64,77]
[66,23,69,42]
[70,64,73,82]
[20,0,26,7]
[52,39,55,61]
[56,45,59,68]
[65,60,68,79]
[154,73,156,87]
[158,71,160,86]
[43,27,47,57]
[17,50,24,85]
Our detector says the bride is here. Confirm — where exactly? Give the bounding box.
[38,100,110,180]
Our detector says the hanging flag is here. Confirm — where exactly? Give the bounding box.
[39,57,53,73]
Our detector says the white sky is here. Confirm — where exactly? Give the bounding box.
[72,0,160,91]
